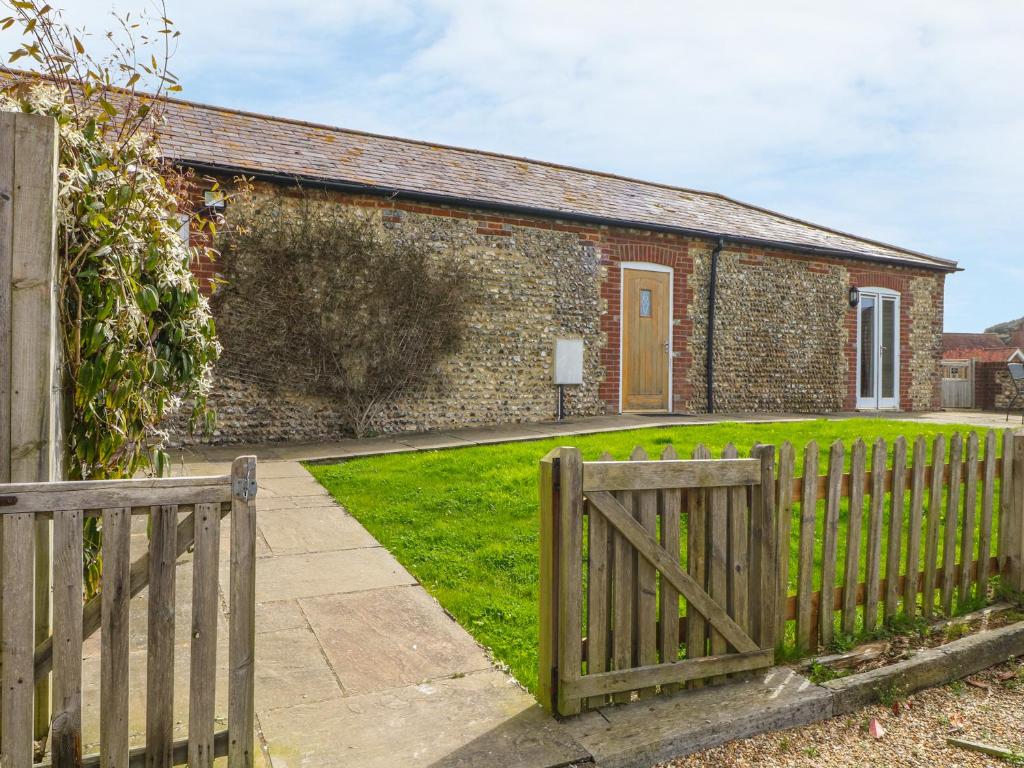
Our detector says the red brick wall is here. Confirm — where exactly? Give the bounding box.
[976,362,1018,410]
[596,237,695,411]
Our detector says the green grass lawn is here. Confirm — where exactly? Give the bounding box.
[307,418,1003,695]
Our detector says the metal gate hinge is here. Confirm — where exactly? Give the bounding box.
[233,474,257,501]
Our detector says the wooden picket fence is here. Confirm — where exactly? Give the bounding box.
[539,443,779,716]
[539,430,1024,716]
[774,430,1023,655]
[0,456,257,768]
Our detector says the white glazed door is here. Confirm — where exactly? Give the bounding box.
[857,290,900,410]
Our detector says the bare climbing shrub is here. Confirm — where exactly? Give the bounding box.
[217,189,473,437]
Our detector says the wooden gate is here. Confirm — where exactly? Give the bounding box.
[941,359,975,409]
[0,456,257,768]
[539,445,778,716]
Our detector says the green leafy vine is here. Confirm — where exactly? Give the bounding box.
[1,1,222,591]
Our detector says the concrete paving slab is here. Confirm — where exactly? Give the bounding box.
[173,456,307,480]
[300,585,492,696]
[256,625,345,711]
[257,669,590,768]
[169,459,233,477]
[257,506,378,555]
[243,547,416,603]
[255,598,309,635]
[177,411,873,467]
[907,410,1024,429]
[564,667,831,768]
[447,426,554,445]
[256,492,340,511]
[393,432,477,450]
[198,444,286,462]
[252,460,321,479]
[80,564,227,660]
[258,475,335,498]
[126,563,200,650]
[263,442,356,461]
[218,524,272,562]
[295,439,412,461]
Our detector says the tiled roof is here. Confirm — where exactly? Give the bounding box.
[943,333,1006,353]
[0,68,955,271]
[943,346,1024,363]
[155,98,957,271]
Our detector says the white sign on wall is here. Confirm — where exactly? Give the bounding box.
[554,338,584,385]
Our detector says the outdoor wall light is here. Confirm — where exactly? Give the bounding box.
[848,285,860,307]
[203,189,227,212]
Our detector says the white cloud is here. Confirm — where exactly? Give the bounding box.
[3,0,1022,330]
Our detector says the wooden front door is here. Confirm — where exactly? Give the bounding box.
[622,268,670,412]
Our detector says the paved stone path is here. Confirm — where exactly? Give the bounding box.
[172,457,588,768]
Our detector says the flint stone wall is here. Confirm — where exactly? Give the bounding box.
[684,245,850,412]
[178,196,606,445]
[683,245,944,413]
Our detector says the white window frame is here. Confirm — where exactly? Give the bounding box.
[618,262,673,413]
[855,286,901,410]
[177,213,190,244]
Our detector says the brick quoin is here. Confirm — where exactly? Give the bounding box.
[191,177,948,416]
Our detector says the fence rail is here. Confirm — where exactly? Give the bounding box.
[0,456,257,768]
[539,430,1024,716]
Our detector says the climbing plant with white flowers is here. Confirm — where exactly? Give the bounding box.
[1,1,223,590]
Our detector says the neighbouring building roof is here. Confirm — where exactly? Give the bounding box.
[943,333,1007,354]
[150,97,957,273]
[943,345,1024,363]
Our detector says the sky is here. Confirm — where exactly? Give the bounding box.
[3,0,1022,332]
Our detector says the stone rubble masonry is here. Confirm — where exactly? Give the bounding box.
[169,180,947,445]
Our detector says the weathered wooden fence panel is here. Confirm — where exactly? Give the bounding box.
[775,429,1022,654]
[539,445,777,715]
[1,110,63,740]
[540,429,1024,716]
[0,456,258,768]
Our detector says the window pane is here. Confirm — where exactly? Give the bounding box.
[639,288,652,317]
[881,298,896,399]
[859,297,876,399]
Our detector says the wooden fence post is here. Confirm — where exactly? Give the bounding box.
[1009,433,1024,593]
[556,447,584,716]
[1,111,62,740]
[750,444,778,651]
[229,455,258,768]
[537,448,561,714]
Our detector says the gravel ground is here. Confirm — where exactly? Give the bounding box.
[659,660,1024,767]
